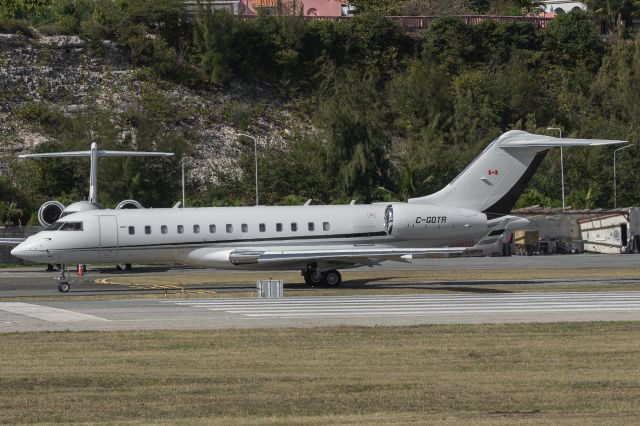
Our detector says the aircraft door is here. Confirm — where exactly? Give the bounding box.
[98,215,118,257]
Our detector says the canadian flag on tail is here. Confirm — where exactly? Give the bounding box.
[487,169,499,176]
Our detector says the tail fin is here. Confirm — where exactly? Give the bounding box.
[409,130,626,218]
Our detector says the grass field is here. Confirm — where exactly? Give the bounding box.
[1,322,640,424]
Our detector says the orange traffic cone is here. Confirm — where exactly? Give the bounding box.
[76,264,84,276]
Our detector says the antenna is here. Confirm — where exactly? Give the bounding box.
[19,143,174,205]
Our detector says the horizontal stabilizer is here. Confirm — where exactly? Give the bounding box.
[20,151,174,158]
[500,134,627,148]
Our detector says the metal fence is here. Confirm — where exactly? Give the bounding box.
[0,226,41,264]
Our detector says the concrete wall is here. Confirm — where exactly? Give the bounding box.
[520,214,581,241]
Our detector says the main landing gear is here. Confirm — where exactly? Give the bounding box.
[302,269,342,287]
[56,265,71,292]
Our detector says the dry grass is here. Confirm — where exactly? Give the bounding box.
[1,322,639,424]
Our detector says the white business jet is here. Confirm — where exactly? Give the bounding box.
[10,131,625,292]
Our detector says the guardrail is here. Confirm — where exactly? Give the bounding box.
[183,11,554,30]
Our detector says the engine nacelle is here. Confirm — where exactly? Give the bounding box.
[38,201,65,227]
[384,203,487,244]
[115,199,143,210]
[60,201,99,219]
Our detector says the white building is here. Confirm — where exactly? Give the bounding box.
[579,208,640,254]
[512,206,640,254]
[541,1,587,14]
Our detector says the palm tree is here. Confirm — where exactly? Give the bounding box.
[584,0,640,35]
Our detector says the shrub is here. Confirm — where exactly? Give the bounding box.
[0,18,37,37]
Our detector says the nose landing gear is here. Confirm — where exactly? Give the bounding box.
[55,265,71,292]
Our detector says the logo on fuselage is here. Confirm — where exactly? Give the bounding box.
[415,216,447,224]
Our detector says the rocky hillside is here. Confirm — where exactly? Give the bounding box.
[0,33,307,189]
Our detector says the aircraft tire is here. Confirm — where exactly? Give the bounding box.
[323,270,342,287]
[58,282,70,293]
[303,269,323,287]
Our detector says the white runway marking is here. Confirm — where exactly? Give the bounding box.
[0,302,109,323]
[163,292,640,318]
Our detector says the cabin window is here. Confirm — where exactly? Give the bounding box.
[241,224,248,233]
[226,224,233,233]
[161,225,168,234]
[291,222,298,232]
[193,224,200,234]
[276,223,283,232]
[128,226,135,235]
[209,224,216,233]
[323,222,330,231]
[259,223,266,232]
[145,225,151,235]
[177,225,184,234]
[60,222,83,231]
[308,222,314,231]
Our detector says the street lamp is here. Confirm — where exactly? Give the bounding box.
[614,144,633,209]
[181,157,186,208]
[237,133,259,206]
[547,127,564,211]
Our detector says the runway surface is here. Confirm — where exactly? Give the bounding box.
[1,291,640,332]
[1,254,639,297]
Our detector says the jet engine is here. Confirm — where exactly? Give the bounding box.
[37,201,65,227]
[383,203,487,242]
[115,199,143,210]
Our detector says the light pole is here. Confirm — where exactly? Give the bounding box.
[238,133,258,206]
[547,127,564,211]
[614,144,633,209]
[181,157,186,208]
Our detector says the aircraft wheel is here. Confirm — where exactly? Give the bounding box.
[304,270,324,287]
[58,282,70,293]
[323,270,342,287]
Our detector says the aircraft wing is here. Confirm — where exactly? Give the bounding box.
[228,246,470,267]
[0,238,25,245]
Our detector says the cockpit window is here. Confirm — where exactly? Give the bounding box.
[45,222,64,231]
[59,222,83,231]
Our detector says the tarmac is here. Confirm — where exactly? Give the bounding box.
[0,254,639,332]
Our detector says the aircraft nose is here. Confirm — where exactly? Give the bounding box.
[10,244,24,258]
[10,240,47,262]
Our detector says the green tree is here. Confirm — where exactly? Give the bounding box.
[542,9,606,73]
[316,68,392,201]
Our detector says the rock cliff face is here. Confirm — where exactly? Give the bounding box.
[0,33,305,189]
